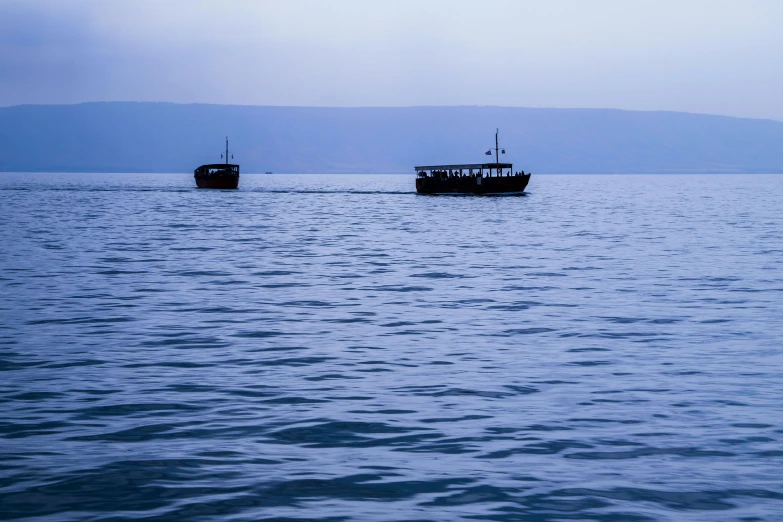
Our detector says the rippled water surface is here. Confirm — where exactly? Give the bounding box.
[1,173,782,521]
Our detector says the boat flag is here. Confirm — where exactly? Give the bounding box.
[485,150,492,155]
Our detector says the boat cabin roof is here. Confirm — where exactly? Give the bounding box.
[199,164,239,169]
[415,162,512,171]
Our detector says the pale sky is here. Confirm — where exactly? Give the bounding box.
[1,0,782,120]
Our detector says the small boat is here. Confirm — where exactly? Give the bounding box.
[415,129,530,194]
[194,137,239,189]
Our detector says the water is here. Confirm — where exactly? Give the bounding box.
[1,173,782,521]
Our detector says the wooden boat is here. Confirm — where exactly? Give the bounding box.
[194,137,239,189]
[415,129,530,194]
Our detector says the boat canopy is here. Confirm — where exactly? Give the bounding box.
[415,163,512,172]
[198,164,239,170]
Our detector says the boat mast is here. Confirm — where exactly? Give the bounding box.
[495,128,499,173]
[225,136,229,166]
[495,129,499,164]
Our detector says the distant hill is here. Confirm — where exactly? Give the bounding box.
[0,103,781,173]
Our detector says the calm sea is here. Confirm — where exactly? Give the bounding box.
[1,173,782,521]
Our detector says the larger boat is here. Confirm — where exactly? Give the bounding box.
[415,130,530,194]
[194,137,240,189]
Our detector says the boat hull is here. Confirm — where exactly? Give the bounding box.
[194,174,239,189]
[194,164,240,189]
[416,174,530,194]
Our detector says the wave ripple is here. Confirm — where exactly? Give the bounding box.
[1,173,783,521]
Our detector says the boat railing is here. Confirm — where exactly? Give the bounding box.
[415,163,520,178]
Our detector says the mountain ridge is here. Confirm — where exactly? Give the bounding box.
[1,102,781,173]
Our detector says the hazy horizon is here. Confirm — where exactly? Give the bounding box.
[3,103,782,174]
[6,100,783,124]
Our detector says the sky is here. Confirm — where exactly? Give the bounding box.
[1,0,782,120]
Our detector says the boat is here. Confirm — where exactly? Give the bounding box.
[415,129,530,194]
[194,137,239,189]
